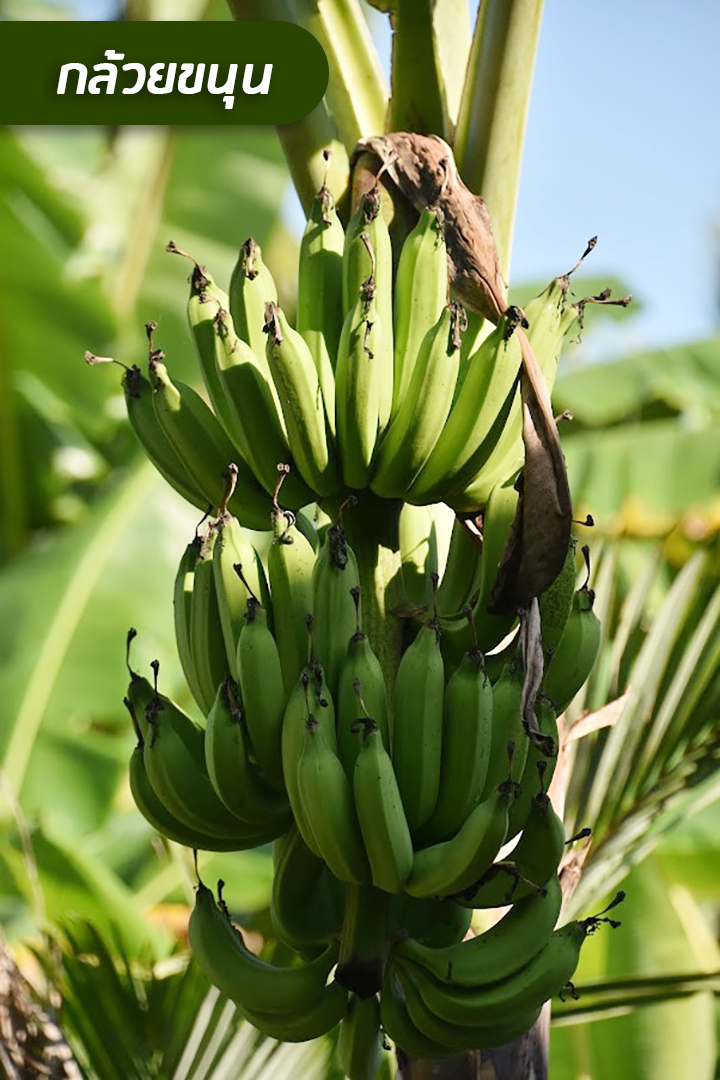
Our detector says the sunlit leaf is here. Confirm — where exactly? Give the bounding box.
[555,337,720,427]
[0,461,198,835]
[553,859,716,1080]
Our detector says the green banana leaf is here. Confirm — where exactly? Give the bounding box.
[0,131,116,431]
[0,131,117,557]
[563,420,720,533]
[555,336,720,427]
[0,826,168,955]
[654,801,720,898]
[0,462,194,827]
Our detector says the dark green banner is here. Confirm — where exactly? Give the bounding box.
[0,21,328,125]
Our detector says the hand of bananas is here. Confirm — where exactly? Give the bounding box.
[103,170,621,1071]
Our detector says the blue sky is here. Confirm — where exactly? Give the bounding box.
[512,0,720,354]
[66,0,720,354]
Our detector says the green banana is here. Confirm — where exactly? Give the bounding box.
[448,277,579,513]
[229,237,278,363]
[436,518,482,618]
[335,286,384,489]
[143,687,266,841]
[264,302,339,496]
[395,958,542,1052]
[544,579,602,714]
[353,719,413,894]
[173,537,206,710]
[447,391,523,514]
[295,508,319,551]
[167,247,239,442]
[190,524,228,716]
[281,667,336,858]
[297,184,345,435]
[481,660,528,797]
[297,715,369,884]
[380,967,457,1061]
[406,311,522,504]
[337,994,383,1080]
[391,207,448,421]
[212,512,270,681]
[311,517,360,700]
[395,873,562,987]
[404,778,515,898]
[148,354,271,529]
[129,741,264,852]
[397,502,440,612]
[271,825,345,951]
[267,507,316,697]
[538,536,578,662]
[507,699,558,839]
[188,880,340,1015]
[313,503,332,543]
[472,476,521,648]
[420,648,493,844]
[120,364,207,510]
[391,895,472,949]
[241,982,348,1042]
[371,304,464,499]
[342,185,394,431]
[510,787,567,896]
[336,593,389,776]
[441,476,520,663]
[124,629,155,741]
[204,679,291,831]
[391,620,445,835]
[453,312,492,403]
[459,786,566,908]
[212,304,313,508]
[404,920,593,1028]
[236,598,285,790]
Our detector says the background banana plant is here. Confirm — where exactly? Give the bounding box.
[0,0,717,1077]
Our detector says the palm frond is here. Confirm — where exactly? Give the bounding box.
[561,532,719,917]
[31,919,335,1080]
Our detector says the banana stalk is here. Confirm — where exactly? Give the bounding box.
[455,0,545,277]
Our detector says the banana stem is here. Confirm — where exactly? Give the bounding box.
[387,0,449,139]
[277,106,351,216]
[454,0,545,281]
[228,0,386,216]
[337,881,391,996]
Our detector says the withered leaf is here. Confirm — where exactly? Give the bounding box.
[519,599,556,755]
[488,328,573,613]
[353,132,507,323]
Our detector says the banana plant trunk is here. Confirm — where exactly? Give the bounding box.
[397,1008,549,1080]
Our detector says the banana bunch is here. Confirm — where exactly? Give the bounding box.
[106,180,582,527]
[105,172,619,1068]
[123,510,606,1056]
